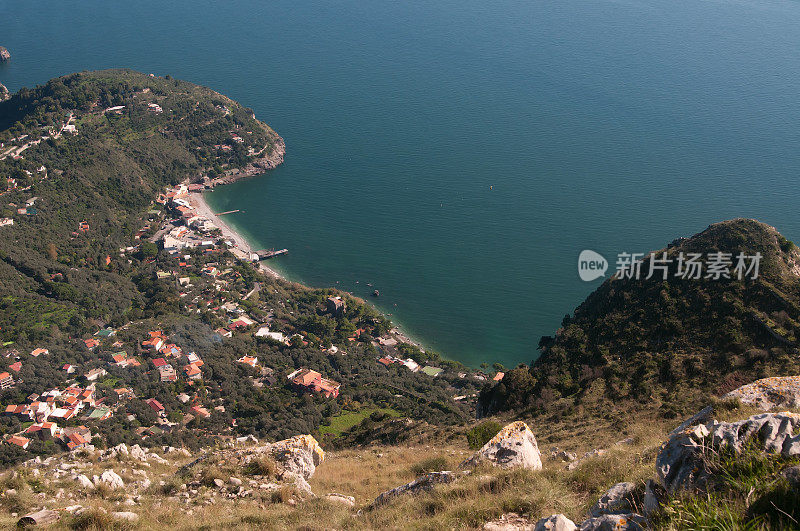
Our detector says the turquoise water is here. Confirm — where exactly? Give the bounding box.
[3,0,800,368]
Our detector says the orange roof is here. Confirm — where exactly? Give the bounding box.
[0,372,10,380]
[9,362,21,372]
[7,435,29,448]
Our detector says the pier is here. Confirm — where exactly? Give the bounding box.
[255,248,288,260]
[215,209,241,216]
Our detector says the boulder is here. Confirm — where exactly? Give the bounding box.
[267,434,324,479]
[534,514,578,531]
[0,46,10,62]
[578,514,647,530]
[130,444,147,461]
[75,474,94,490]
[656,412,800,493]
[461,421,542,470]
[589,482,637,517]
[99,470,125,489]
[372,471,458,507]
[642,480,665,517]
[484,512,535,530]
[724,376,800,410]
[282,471,315,498]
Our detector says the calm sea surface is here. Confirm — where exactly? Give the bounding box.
[3,0,800,367]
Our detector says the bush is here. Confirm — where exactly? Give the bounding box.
[466,421,502,450]
[410,456,449,476]
[243,456,277,477]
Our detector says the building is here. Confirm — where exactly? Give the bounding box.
[0,371,14,389]
[6,435,30,449]
[30,348,49,357]
[287,368,341,398]
[84,368,107,381]
[326,296,346,317]
[146,398,165,415]
[237,356,258,368]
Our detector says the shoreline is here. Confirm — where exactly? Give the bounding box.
[189,191,284,280]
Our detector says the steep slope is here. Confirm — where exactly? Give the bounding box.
[480,219,800,419]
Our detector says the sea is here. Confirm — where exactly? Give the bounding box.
[3,0,800,368]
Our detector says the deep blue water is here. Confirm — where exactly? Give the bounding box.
[3,0,800,367]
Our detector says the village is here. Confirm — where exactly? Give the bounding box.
[0,179,498,456]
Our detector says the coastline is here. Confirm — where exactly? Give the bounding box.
[189,191,284,280]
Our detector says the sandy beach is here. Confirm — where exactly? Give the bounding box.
[190,192,284,280]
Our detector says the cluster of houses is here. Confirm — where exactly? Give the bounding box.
[142,330,205,383]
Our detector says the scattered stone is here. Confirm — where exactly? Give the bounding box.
[130,445,147,461]
[484,512,535,530]
[75,474,94,490]
[111,511,139,522]
[99,470,125,489]
[461,421,542,470]
[578,514,647,530]
[534,514,578,531]
[590,482,637,517]
[324,493,355,507]
[229,477,243,486]
[372,471,458,507]
[213,478,225,488]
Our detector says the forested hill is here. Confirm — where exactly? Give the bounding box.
[0,69,281,339]
[479,219,800,419]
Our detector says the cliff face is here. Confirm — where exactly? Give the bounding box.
[0,46,10,62]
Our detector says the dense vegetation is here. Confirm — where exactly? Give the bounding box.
[480,219,800,421]
[0,71,480,466]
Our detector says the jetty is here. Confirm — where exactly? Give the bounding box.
[215,209,240,216]
[255,248,288,260]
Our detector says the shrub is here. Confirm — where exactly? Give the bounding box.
[466,421,502,450]
[410,456,449,476]
[243,456,277,477]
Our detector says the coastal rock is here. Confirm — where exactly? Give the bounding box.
[723,376,800,410]
[461,421,542,470]
[534,514,578,531]
[0,82,8,102]
[371,471,458,507]
[656,412,800,493]
[578,514,647,530]
[590,482,637,517]
[0,46,10,62]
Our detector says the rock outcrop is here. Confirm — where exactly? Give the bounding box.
[461,421,542,470]
[372,471,458,507]
[724,376,800,410]
[589,482,637,517]
[267,433,324,479]
[0,82,9,102]
[656,411,800,493]
[0,46,10,62]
